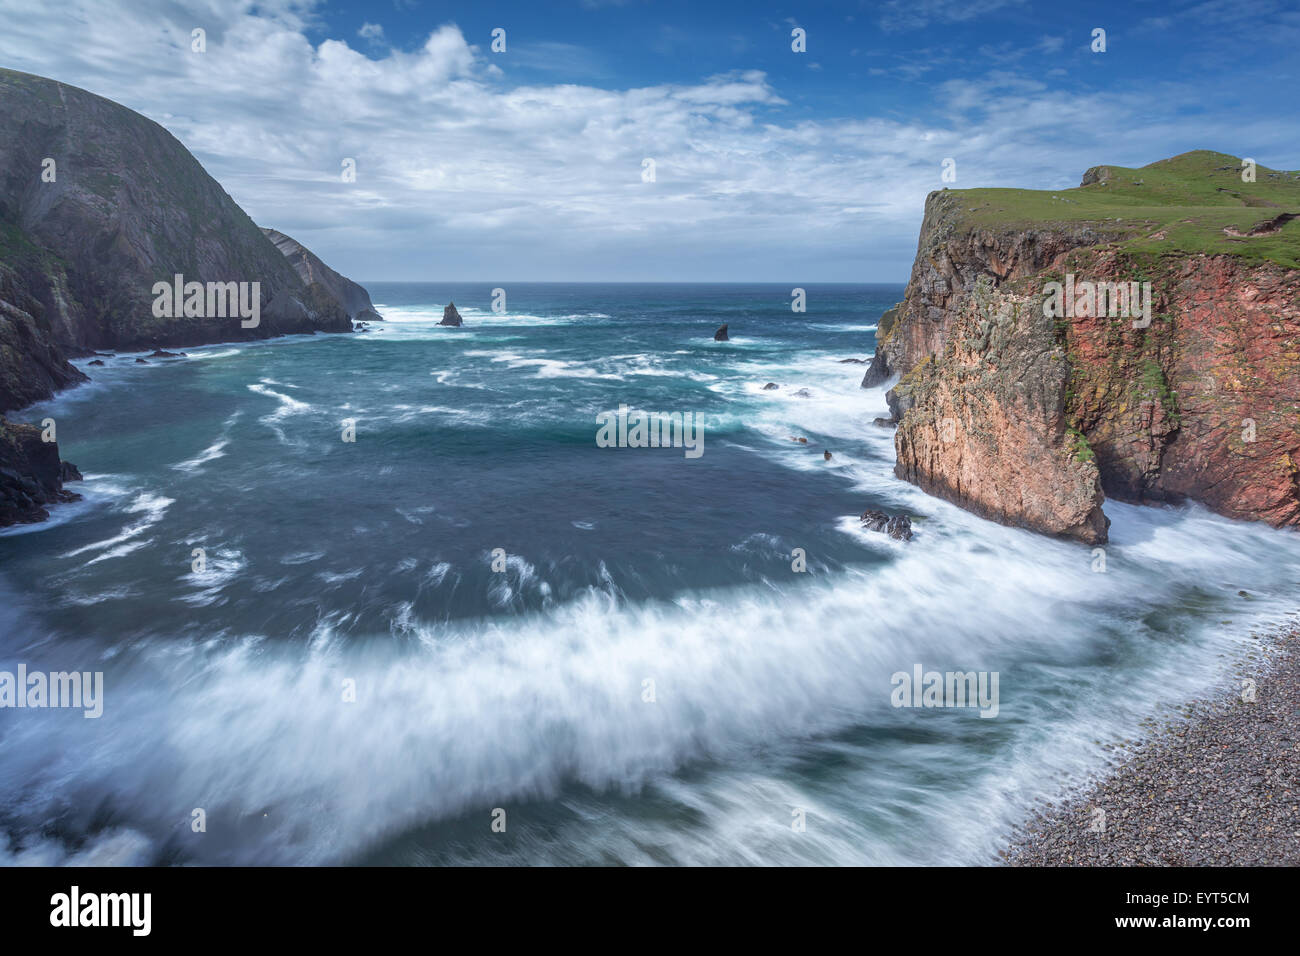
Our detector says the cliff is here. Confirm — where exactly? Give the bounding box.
[262,228,381,322]
[0,68,376,526]
[0,417,81,526]
[869,151,1300,543]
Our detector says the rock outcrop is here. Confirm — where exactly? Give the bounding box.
[873,151,1300,542]
[262,228,381,322]
[714,323,729,341]
[0,418,80,525]
[440,302,463,327]
[861,509,913,541]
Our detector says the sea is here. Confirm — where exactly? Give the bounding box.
[1,282,1297,865]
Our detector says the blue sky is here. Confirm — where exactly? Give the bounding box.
[0,0,1297,281]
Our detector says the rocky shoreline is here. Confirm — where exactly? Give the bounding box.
[1004,621,1300,866]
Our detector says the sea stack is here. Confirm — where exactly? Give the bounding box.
[713,323,729,341]
[440,302,463,327]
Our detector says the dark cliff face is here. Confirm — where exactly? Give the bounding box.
[0,263,86,413]
[0,418,80,526]
[262,228,381,321]
[0,68,375,526]
[0,67,354,358]
[873,152,1300,542]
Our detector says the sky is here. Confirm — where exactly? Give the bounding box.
[0,0,1297,281]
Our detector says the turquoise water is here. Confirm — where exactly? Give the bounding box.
[1,282,1297,865]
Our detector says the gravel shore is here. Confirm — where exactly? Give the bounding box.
[1005,623,1300,866]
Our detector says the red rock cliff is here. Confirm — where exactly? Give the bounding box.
[870,159,1300,543]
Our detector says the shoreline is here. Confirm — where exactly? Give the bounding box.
[1004,619,1300,866]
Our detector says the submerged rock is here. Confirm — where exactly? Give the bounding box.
[149,349,185,358]
[824,450,832,461]
[440,302,463,327]
[135,358,148,364]
[88,359,104,366]
[861,509,913,541]
[713,323,729,341]
[762,382,779,390]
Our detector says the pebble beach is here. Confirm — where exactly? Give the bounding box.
[1006,622,1300,866]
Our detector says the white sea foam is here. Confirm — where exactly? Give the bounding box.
[58,492,174,563]
[1,497,1292,866]
[171,439,229,473]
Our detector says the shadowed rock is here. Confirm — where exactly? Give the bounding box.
[0,419,81,526]
[713,323,729,341]
[440,302,463,327]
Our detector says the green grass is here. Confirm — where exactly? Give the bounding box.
[1066,426,1096,464]
[943,150,1300,268]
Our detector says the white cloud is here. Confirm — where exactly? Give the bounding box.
[0,0,1292,281]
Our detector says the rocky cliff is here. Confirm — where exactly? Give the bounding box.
[262,228,381,323]
[0,68,376,526]
[869,151,1300,543]
[0,417,81,526]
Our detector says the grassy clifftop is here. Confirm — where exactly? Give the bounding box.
[942,150,1300,268]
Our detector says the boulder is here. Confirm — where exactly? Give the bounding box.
[713,323,729,341]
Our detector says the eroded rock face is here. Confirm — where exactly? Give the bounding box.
[891,276,1108,543]
[262,228,380,321]
[0,266,86,413]
[1065,250,1300,528]
[878,188,1300,541]
[0,418,80,525]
